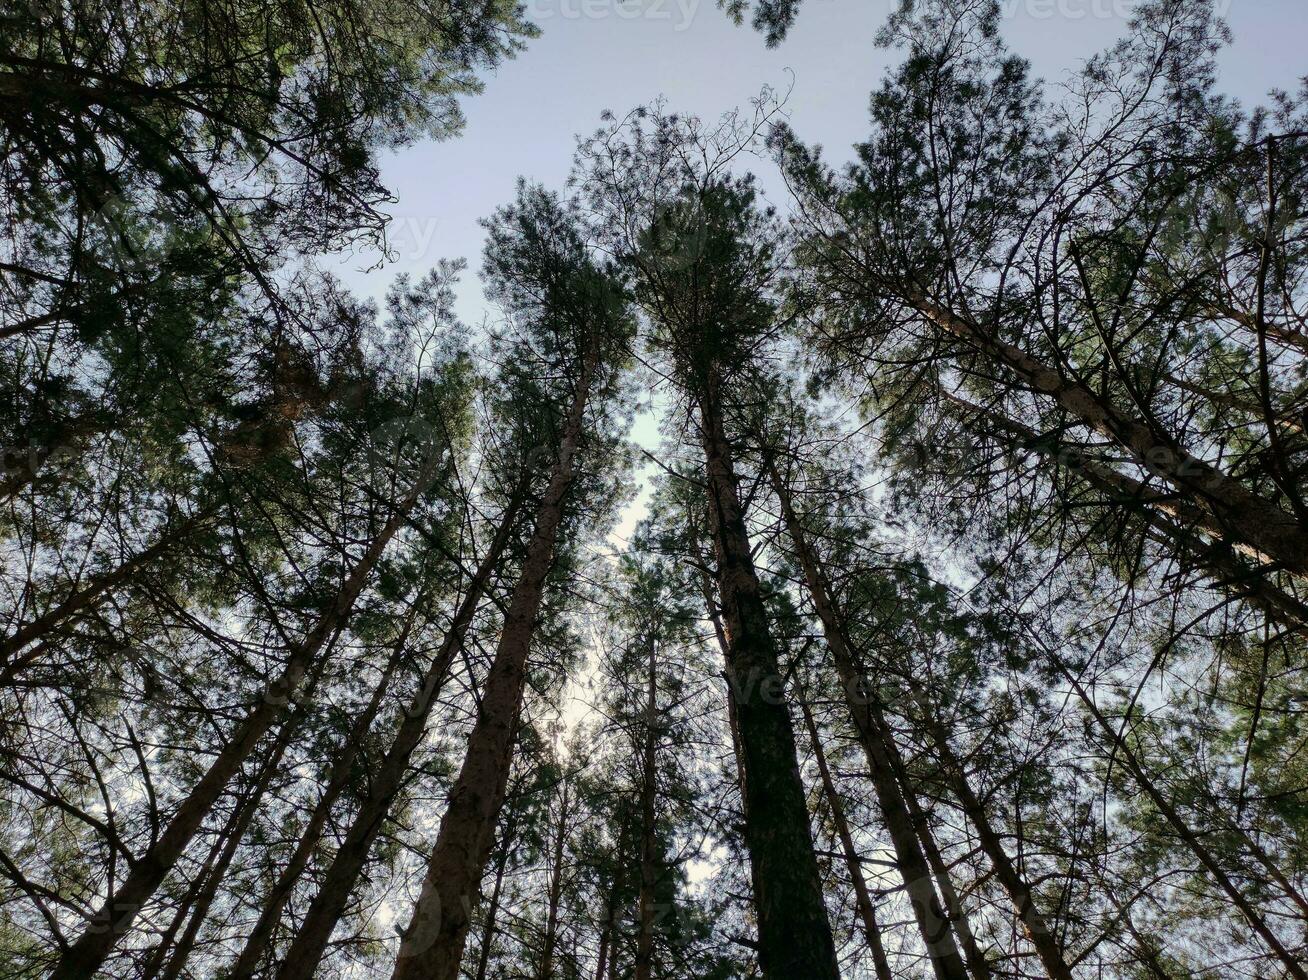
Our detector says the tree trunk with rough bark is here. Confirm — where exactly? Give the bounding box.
[634,637,659,980]
[798,695,895,980]
[274,487,527,980]
[388,352,598,980]
[697,372,840,980]
[227,596,428,980]
[915,295,1308,576]
[766,458,969,980]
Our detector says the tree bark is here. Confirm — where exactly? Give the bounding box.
[273,486,526,980]
[898,780,992,980]
[697,370,841,980]
[50,457,441,980]
[917,711,1075,980]
[945,392,1308,632]
[766,458,969,980]
[155,694,311,980]
[798,696,895,980]
[388,350,598,980]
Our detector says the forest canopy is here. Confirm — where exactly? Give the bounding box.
[1,0,1306,978]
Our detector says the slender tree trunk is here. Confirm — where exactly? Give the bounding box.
[1040,632,1308,979]
[51,459,440,980]
[899,782,992,980]
[473,831,513,980]
[693,533,748,801]
[634,637,659,980]
[916,711,1075,980]
[156,697,307,980]
[138,796,240,980]
[274,486,527,980]
[593,825,627,980]
[388,350,598,980]
[696,370,840,980]
[798,696,895,980]
[0,510,208,671]
[594,928,610,980]
[766,459,969,980]
[539,781,572,980]
[227,593,429,980]
[914,295,1308,576]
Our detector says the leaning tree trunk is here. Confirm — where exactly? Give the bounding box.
[388,349,598,980]
[0,509,210,672]
[766,459,969,980]
[914,705,1076,980]
[50,455,443,980]
[274,486,527,980]
[696,370,841,980]
[914,295,1308,576]
[227,594,429,980]
[798,696,895,980]
[154,685,317,980]
[945,393,1308,632]
[899,778,992,980]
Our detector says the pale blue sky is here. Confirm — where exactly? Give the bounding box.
[334,0,1307,325]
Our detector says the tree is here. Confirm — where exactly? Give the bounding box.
[578,107,842,980]
[386,184,634,980]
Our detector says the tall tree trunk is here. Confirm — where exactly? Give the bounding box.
[899,781,992,980]
[155,690,311,980]
[274,486,527,980]
[388,350,598,980]
[693,532,748,801]
[539,781,572,980]
[914,295,1308,576]
[593,824,628,980]
[696,371,841,980]
[138,790,246,980]
[634,637,659,980]
[798,696,895,980]
[50,458,441,980]
[916,709,1075,980]
[227,590,432,980]
[766,458,970,980]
